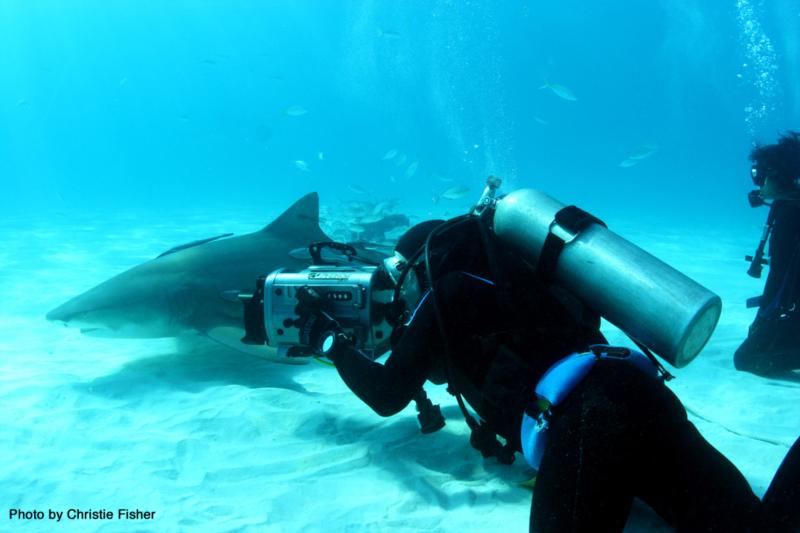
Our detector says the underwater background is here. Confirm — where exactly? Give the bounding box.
[2,1,800,532]
[3,0,799,223]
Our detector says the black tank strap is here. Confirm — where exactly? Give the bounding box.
[628,336,675,381]
[537,206,606,283]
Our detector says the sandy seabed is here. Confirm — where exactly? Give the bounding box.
[1,207,798,533]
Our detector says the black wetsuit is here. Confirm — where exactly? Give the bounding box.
[327,223,800,532]
[736,200,800,375]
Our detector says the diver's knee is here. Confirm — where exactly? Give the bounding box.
[734,340,768,375]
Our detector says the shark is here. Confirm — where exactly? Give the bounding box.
[46,192,332,363]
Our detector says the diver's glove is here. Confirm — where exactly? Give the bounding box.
[293,287,349,356]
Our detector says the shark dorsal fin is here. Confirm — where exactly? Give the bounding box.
[262,192,325,239]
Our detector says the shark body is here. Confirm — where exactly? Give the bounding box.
[46,193,329,362]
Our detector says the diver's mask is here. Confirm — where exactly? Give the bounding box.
[751,165,765,187]
[750,164,800,203]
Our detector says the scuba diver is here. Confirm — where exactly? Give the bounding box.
[736,131,800,376]
[288,183,800,532]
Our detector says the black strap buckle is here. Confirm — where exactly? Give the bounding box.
[588,344,630,359]
[536,206,606,283]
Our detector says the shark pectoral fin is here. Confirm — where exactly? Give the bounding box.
[206,326,310,365]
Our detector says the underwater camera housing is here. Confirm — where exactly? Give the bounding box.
[240,242,395,359]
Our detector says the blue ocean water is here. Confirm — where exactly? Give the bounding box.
[2,2,800,532]
[2,1,797,224]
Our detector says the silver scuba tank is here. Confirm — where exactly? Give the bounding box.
[493,188,721,368]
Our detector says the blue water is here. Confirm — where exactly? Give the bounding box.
[2,2,800,531]
[2,1,798,225]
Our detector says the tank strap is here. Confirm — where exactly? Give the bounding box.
[537,205,606,283]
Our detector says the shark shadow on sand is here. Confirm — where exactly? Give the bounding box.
[74,336,314,399]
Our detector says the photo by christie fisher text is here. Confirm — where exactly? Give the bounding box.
[9,508,156,522]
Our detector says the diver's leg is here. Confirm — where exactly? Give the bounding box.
[633,411,760,532]
[735,314,800,376]
[530,362,637,532]
[761,436,800,532]
[531,362,762,532]
[619,368,761,532]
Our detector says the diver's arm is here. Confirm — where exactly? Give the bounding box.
[328,298,438,417]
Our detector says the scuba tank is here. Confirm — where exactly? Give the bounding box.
[493,188,721,368]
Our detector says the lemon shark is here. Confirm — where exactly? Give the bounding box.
[46,193,330,363]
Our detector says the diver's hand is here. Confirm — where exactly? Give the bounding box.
[294,310,339,350]
[294,286,324,315]
[293,287,345,354]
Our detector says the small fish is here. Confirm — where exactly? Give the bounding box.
[404,161,419,179]
[16,99,29,107]
[348,184,368,194]
[377,28,402,39]
[372,201,391,216]
[441,185,470,200]
[294,160,310,172]
[618,144,658,168]
[384,226,409,240]
[359,215,384,224]
[347,223,366,233]
[347,201,372,214]
[201,58,218,65]
[434,174,455,183]
[539,82,578,102]
[382,148,398,160]
[395,153,408,167]
[317,151,324,160]
[533,116,549,125]
[433,185,471,204]
[627,143,659,161]
[119,76,128,86]
[284,105,308,117]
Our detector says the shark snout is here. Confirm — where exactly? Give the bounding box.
[46,300,87,326]
[46,304,73,324]
[46,289,111,328]
[46,288,181,338]
[46,300,122,336]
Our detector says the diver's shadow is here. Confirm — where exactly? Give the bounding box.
[294,404,532,511]
[74,336,311,398]
[294,404,671,530]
